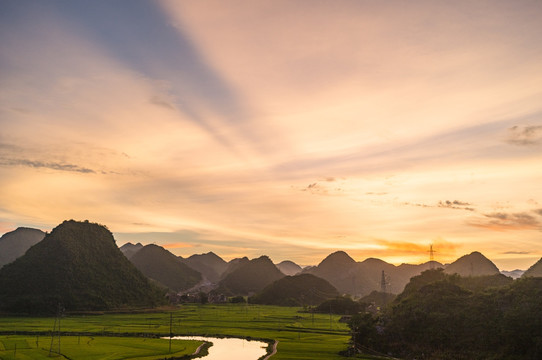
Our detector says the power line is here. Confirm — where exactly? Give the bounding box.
[49,303,63,357]
[428,244,437,269]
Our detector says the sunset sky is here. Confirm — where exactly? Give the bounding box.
[1,0,541,270]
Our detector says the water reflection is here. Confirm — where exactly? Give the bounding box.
[169,336,268,360]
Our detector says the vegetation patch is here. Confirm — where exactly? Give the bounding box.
[348,269,542,359]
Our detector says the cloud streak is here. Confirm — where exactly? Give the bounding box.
[506,125,542,146]
[469,212,541,231]
[438,200,475,212]
[0,158,96,174]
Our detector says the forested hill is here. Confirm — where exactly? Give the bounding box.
[522,257,542,277]
[348,269,542,359]
[0,220,165,314]
[250,273,338,306]
[129,244,202,291]
[443,251,500,276]
[218,255,284,295]
[183,251,228,283]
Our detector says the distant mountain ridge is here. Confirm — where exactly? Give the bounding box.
[0,220,164,314]
[0,227,45,268]
[303,250,442,296]
[276,260,302,276]
[220,256,249,280]
[501,269,524,279]
[444,251,499,277]
[116,243,511,297]
[119,242,144,259]
[129,244,202,292]
[183,252,228,283]
[218,255,284,295]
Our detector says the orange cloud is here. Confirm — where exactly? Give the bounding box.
[162,242,195,249]
[377,239,458,254]
[348,238,460,265]
[0,222,17,235]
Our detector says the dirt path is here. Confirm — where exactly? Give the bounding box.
[191,340,209,356]
[263,340,278,360]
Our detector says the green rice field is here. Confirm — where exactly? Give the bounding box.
[0,335,199,360]
[0,304,381,359]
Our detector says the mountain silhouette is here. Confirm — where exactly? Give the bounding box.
[119,242,144,259]
[218,255,284,295]
[522,257,542,278]
[305,250,444,296]
[0,227,45,268]
[444,251,499,276]
[250,273,338,306]
[276,260,302,276]
[501,269,524,279]
[183,252,228,283]
[0,220,164,314]
[129,244,202,292]
[304,251,356,283]
[220,256,250,280]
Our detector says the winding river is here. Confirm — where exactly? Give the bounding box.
[169,336,269,360]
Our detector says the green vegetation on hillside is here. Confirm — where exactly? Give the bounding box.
[0,220,165,314]
[314,296,364,315]
[348,269,542,359]
[523,257,542,277]
[358,291,396,308]
[250,273,338,306]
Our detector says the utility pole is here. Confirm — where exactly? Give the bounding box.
[49,303,63,357]
[329,305,332,330]
[48,316,57,356]
[169,313,173,353]
[380,270,387,293]
[428,244,436,269]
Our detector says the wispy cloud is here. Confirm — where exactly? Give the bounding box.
[438,200,475,211]
[506,125,542,146]
[149,95,176,110]
[469,212,541,231]
[402,200,475,212]
[0,158,95,174]
[501,251,532,255]
[296,179,345,196]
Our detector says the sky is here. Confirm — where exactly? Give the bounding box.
[1,0,541,270]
